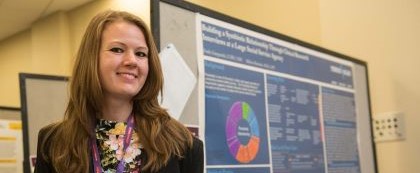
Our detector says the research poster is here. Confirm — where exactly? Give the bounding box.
[198,15,361,173]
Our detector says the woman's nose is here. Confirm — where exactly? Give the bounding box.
[123,51,138,67]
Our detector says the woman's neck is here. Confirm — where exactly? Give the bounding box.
[100,97,133,122]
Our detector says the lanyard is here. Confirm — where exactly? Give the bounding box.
[91,114,136,173]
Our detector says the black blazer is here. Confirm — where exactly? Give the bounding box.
[35,126,204,173]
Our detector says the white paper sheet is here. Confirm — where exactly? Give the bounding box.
[159,44,197,120]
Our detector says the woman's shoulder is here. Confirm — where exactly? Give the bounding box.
[37,122,63,152]
[34,122,62,173]
[191,136,203,154]
[158,136,203,173]
[38,122,61,139]
[180,136,204,173]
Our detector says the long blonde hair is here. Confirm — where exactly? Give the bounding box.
[41,10,193,173]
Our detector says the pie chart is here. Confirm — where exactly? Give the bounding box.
[226,101,260,163]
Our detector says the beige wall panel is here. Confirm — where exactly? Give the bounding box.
[0,32,32,107]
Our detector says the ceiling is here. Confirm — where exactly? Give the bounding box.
[0,0,93,41]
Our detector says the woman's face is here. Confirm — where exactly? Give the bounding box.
[99,20,149,101]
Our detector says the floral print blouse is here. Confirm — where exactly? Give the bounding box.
[95,119,143,173]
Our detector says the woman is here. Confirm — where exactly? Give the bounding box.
[35,10,203,173]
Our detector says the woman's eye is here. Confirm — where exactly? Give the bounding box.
[109,47,123,53]
[135,52,147,57]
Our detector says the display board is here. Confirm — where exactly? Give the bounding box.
[0,107,22,173]
[19,73,68,173]
[0,106,20,121]
[152,1,377,173]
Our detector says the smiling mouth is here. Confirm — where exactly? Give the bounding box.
[117,72,138,78]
